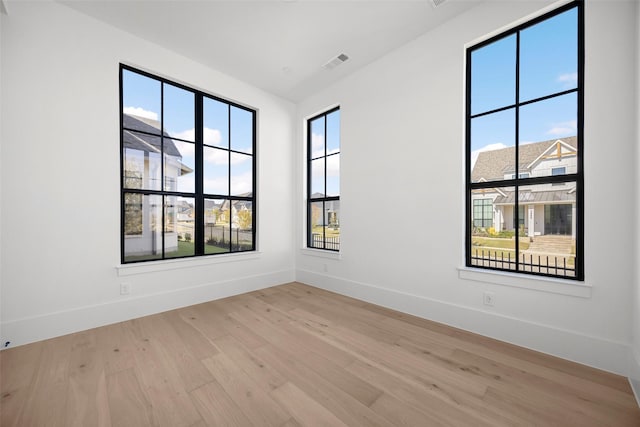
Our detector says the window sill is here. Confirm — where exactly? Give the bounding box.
[458,266,591,298]
[116,251,261,277]
[300,248,341,260]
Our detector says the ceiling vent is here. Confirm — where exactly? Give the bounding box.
[323,53,349,70]
[430,0,447,7]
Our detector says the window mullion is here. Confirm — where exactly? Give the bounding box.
[194,94,204,256]
[160,83,166,259]
[514,30,521,272]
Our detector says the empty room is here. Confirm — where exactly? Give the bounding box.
[1,0,640,425]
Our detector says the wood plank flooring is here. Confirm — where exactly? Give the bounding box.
[1,282,639,426]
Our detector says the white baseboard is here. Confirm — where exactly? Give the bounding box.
[630,349,640,407]
[1,269,295,349]
[296,269,633,378]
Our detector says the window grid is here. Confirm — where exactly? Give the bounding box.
[120,65,256,263]
[465,1,584,280]
[307,107,340,251]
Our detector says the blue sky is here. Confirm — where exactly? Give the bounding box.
[470,7,578,167]
[310,110,340,197]
[123,70,254,196]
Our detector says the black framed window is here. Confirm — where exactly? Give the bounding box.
[466,1,583,280]
[473,199,493,228]
[307,107,340,251]
[120,65,256,263]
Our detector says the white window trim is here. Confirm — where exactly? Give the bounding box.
[458,266,591,298]
[116,251,261,277]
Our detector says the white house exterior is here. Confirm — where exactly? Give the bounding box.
[471,137,577,239]
[123,114,193,258]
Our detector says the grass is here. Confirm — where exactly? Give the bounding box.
[312,226,340,238]
[472,236,530,251]
[124,240,243,262]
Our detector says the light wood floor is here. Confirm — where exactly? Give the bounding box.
[2,282,639,426]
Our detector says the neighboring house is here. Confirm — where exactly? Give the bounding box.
[123,114,193,256]
[309,192,340,228]
[471,137,577,238]
[220,196,253,229]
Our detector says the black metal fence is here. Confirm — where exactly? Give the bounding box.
[471,249,575,278]
[311,234,340,251]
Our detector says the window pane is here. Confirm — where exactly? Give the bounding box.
[470,108,515,182]
[123,194,163,262]
[204,97,228,149]
[470,34,516,115]
[230,106,253,154]
[122,70,161,134]
[123,131,162,191]
[520,8,578,102]
[164,83,195,142]
[309,201,325,249]
[517,183,576,277]
[310,116,325,159]
[230,152,252,196]
[165,196,195,259]
[203,146,229,195]
[326,154,340,197]
[231,200,253,252]
[326,110,340,154]
[205,198,231,255]
[324,199,340,251]
[311,158,325,197]
[470,187,517,271]
[519,93,577,178]
[168,140,195,193]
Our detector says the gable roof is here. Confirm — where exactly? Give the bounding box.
[122,114,182,157]
[471,136,577,182]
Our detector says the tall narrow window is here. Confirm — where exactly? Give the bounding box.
[307,107,340,251]
[466,1,583,280]
[120,65,256,263]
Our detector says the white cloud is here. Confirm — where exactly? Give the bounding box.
[471,143,507,168]
[547,120,577,136]
[557,72,577,88]
[171,127,222,146]
[123,106,158,121]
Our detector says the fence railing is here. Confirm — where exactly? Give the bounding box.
[470,249,575,277]
[311,234,340,251]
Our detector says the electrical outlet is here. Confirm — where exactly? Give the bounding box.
[120,282,131,295]
[323,264,328,273]
[483,291,495,307]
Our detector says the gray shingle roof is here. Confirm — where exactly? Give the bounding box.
[122,114,182,157]
[494,189,576,205]
[471,136,577,182]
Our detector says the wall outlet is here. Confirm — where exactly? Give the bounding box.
[323,264,328,273]
[483,291,495,307]
[120,282,131,295]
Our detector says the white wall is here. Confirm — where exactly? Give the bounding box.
[0,1,296,347]
[632,0,640,400]
[0,2,4,349]
[296,0,639,377]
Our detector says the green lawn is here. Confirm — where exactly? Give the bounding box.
[124,240,230,262]
[472,237,529,251]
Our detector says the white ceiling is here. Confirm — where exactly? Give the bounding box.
[60,0,482,102]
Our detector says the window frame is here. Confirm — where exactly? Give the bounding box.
[306,106,340,252]
[465,1,584,280]
[119,64,257,264]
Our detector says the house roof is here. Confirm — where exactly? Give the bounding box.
[122,114,182,157]
[472,136,577,182]
[493,188,576,206]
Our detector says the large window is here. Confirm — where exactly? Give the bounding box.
[307,107,340,251]
[466,2,583,280]
[120,65,256,263]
